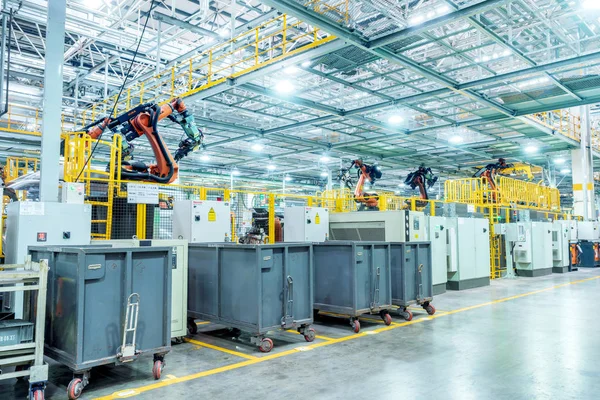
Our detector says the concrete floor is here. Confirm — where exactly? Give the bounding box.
[2,268,600,400]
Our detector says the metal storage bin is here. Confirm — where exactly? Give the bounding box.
[29,246,172,400]
[0,319,34,346]
[187,243,314,353]
[390,243,436,321]
[313,242,393,333]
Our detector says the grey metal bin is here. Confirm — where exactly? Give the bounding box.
[187,243,315,353]
[313,242,393,333]
[29,246,172,400]
[390,242,436,321]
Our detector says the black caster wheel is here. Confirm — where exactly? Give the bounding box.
[187,319,198,335]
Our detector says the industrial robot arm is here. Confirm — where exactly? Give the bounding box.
[85,98,204,184]
[337,159,382,210]
[405,165,438,200]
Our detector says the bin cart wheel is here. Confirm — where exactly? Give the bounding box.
[152,360,163,380]
[351,319,361,333]
[187,319,198,335]
[424,304,436,315]
[31,389,44,400]
[303,328,316,342]
[259,338,274,353]
[67,378,84,400]
[398,307,413,321]
[382,313,393,326]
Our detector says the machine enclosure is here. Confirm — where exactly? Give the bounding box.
[94,239,188,340]
[552,222,570,273]
[499,222,553,277]
[390,242,433,307]
[172,200,231,243]
[187,243,313,335]
[312,242,392,317]
[284,207,329,242]
[60,182,85,204]
[328,210,426,242]
[29,246,172,372]
[425,216,448,295]
[577,221,599,241]
[446,217,491,290]
[4,202,92,317]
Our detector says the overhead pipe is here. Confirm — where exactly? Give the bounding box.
[0,6,12,118]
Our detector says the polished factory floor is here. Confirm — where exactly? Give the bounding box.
[2,268,600,400]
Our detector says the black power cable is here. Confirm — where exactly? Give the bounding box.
[75,0,158,182]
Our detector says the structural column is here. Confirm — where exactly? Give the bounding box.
[571,105,595,220]
[40,0,66,202]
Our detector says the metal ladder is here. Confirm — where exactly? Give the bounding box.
[119,293,140,362]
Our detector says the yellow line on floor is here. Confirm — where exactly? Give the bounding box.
[94,275,600,400]
[184,338,258,360]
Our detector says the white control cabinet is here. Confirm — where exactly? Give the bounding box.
[504,222,553,277]
[4,202,92,317]
[173,200,231,243]
[578,221,599,241]
[95,239,188,340]
[284,207,329,242]
[552,222,570,273]
[426,216,448,295]
[446,217,491,290]
[61,182,85,204]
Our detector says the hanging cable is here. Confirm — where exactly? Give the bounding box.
[75,0,158,181]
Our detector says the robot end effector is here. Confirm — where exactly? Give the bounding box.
[167,99,204,162]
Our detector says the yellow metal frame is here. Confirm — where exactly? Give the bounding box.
[4,156,39,182]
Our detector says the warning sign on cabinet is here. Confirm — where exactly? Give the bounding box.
[208,207,216,222]
[315,213,320,224]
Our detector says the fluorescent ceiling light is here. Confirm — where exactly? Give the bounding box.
[398,183,406,188]
[388,115,404,124]
[252,143,264,151]
[301,60,311,67]
[284,66,300,75]
[561,168,571,174]
[218,28,230,38]
[200,154,210,161]
[267,164,276,171]
[320,171,328,177]
[554,158,566,164]
[408,15,425,26]
[427,11,435,18]
[525,145,538,153]
[285,176,292,181]
[85,0,104,9]
[231,169,240,176]
[482,55,490,62]
[274,80,295,93]
[437,5,450,14]
[449,135,463,144]
[503,49,511,56]
[320,155,330,163]
[583,1,600,9]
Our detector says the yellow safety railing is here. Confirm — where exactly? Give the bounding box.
[305,0,350,24]
[78,14,336,127]
[4,156,39,182]
[527,109,581,142]
[0,104,79,135]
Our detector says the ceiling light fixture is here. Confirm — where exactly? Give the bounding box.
[200,154,210,161]
[85,0,104,9]
[252,143,264,151]
[267,164,276,171]
[320,155,330,163]
[583,0,600,10]
[449,135,463,144]
[285,176,292,181]
[218,28,230,38]
[320,171,328,177]
[284,66,300,75]
[554,158,566,164]
[525,145,538,153]
[561,168,571,174]
[301,60,312,67]
[408,15,425,26]
[232,169,240,176]
[437,5,450,14]
[388,115,404,124]
[274,80,295,93]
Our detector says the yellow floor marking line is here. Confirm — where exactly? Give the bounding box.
[184,338,258,360]
[94,275,600,400]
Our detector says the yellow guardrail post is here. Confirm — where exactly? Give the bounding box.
[268,193,275,244]
[430,200,436,216]
[136,204,147,239]
[410,198,416,211]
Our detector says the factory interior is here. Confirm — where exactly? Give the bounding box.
[2,0,600,399]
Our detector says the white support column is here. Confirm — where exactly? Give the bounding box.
[40,0,66,202]
[572,105,596,220]
[326,170,333,191]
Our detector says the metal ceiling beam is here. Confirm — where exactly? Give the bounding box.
[153,13,220,39]
[261,0,516,117]
[367,0,516,49]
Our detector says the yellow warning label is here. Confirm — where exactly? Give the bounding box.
[415,234,419,239]
[315,213,320,225]
[208,207,216,222]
